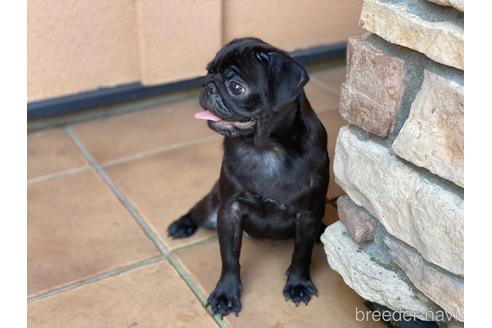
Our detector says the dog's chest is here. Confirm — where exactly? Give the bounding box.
[226,145,311,199]
[244,149,283,176]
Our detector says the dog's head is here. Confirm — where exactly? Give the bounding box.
[197,38,309,138]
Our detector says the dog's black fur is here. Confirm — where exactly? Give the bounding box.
[167,38,329,317]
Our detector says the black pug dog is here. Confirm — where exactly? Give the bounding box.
[168,37,329,317]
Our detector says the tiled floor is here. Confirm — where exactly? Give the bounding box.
[27,63,384,327]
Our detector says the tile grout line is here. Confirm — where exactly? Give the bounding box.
[101,134,220,168]
[28,255,167,303]
[170,235,219,254]
[64,126,168,255]
[27,165,91,186]
[310,76,342,96]
[65,126,227,327]
[167,254,229,328]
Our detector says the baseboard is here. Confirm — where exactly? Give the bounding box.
[27,41,346,121]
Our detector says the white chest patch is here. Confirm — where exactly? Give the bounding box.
[232,145,286,179]
[261,151,283,176]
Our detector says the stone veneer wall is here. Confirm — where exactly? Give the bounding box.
[320,0,464,326]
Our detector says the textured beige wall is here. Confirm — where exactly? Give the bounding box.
[136,0,222,85]
[28,0,363,101]
[224,0,364,51]
[28,0,140,102]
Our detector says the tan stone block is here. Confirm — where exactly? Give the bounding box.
[334,126,464,275]
[321,222,441,321]
[384,236,464,321]
[339,34,406,137]
[360,0,464,70]
[427,0,464,12]
[136,0,222,85]
[345,36,406,112]
[393,69,464,187]
[340,83,397,137]
[337,195,376,243]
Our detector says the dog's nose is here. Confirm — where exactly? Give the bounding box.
[207,83,217,95]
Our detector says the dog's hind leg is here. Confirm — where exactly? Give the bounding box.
[167,181,220,239]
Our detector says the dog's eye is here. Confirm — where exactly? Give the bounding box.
[228,81,245,96]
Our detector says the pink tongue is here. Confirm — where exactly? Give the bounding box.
[195,111,221,122]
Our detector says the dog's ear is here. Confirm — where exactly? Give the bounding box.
[267,52,309,111]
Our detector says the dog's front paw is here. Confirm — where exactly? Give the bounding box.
[206,277,242,318]
[167,213,197,239]
[283,276,318,306]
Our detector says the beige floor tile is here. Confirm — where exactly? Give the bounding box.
[175,238,384,328]
[319,109,347,199]
[28,261,216,328]
[105,139,223,251]
[311,65,347,94]
[28,170,160,296]
[28,128,87,180]
[71,98,215,164]
[304,81,340,113]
